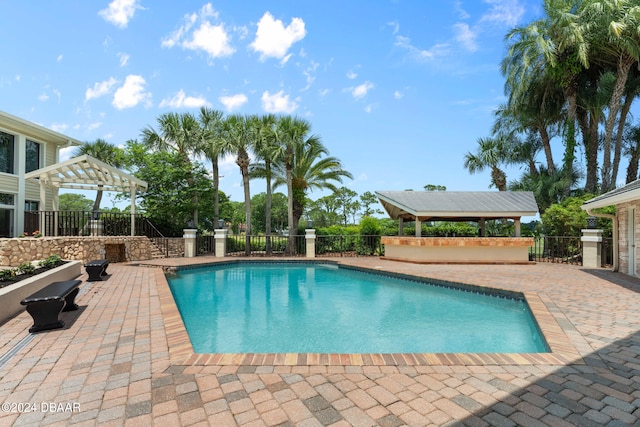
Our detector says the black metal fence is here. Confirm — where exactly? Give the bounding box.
[316,235,383,257]
[225,235,306,257]
[528,235,613,267]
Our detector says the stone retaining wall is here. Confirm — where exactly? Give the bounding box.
[0,237,156,266]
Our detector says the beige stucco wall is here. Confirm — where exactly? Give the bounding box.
[381,237,534,264]
[0,236,156,266]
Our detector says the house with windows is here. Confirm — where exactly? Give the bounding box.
[0,110,82,237]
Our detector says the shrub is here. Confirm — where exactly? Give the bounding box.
[16,262,36,275]
[0,269,15,281]
[358,217,382,255]
[38,255,63,268]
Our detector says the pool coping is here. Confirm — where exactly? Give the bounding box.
[152,258,584,366]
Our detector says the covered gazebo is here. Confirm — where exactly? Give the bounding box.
[376,191,539,264]
[376,191,538,236]
[24,154,148,236]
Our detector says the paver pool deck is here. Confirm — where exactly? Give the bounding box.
[1,257,639,426]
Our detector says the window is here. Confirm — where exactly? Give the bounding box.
[0,131,15,174]
[25,200,39,211]
[25,140,41,173]
[0,193,14,206]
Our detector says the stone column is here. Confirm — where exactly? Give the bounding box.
[514,219,521,237]
[581,229,603,268]
[183,229,197,258]
[214,228,228,258]
[398,218,404,236]
[89,220,104,236]
[305,229,316,258]
[415,219,421,237]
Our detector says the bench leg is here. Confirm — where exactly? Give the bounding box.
[25,300,66,333]
[63,287,80,312]
[86,266,103,281]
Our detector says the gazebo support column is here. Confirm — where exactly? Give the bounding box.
[398,218,404,236]
[514,218,521,237]
[130,186,137,236]
[479,218,486,237]
[415,219,421,237]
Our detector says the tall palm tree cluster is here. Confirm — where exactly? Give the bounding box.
[464,0,640,213]
[140,108,352,254]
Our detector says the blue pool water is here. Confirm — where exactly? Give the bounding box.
[167,263,548,354]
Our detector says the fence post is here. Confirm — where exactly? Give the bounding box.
[305,229,316,258]
[215,228,228,258]
[183,228,197,257]
[581,229,603,268]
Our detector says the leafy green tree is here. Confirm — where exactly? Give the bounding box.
[250,192,287,234]
[73,138,126,213]
[306,196,340,227]
[58,193,94,211]
[123,140,215,236]
[359,191,383,217]
[541,194,614,237]
[141,112,202,226]
[332,187,359,225]
[423,184,447,191]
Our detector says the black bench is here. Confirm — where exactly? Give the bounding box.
[20,280,82,333]
[85,259,109,281]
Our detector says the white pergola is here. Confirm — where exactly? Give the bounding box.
[24,154,148,236]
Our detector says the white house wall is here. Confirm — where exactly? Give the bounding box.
[616,201,640,277]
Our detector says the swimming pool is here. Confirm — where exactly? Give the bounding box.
[167,262,548,354]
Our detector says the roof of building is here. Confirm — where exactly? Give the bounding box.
[582,179,640,210]
[375,191,539,221]
[0,110,83,146]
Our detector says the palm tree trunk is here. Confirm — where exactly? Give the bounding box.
[538,126,555,175]
[602,56,634,191]
[579,108,599,193]
[93,187,103,219]
[286,151,295,255]
[265,161,272,255]
[612,94,633,188]
[212,159,220,227]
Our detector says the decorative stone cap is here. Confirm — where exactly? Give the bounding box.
[182,229,197,239]
[305,229,316,239]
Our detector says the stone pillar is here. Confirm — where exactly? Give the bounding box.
[581,229,603,268]
[514,219,521,237]
[479,218,486,237]
[214,228,228,258]
[183,228,197,258]
[415,219,421,237]
[305,229,316,258]
[89,220,104,236]
[398,218,404,236]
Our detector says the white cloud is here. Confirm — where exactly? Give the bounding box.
[351,81,374,100]
[395,35,449,60]
[98,0,142,29]
[261,90,298,113]
[364,104,374,113]
[454,1,471,19]
[454,22,478,52]
[118,52,130,67]
[159,90,210,108]
[481,0,525,27]
[301,61,318,91]
[56,54,63,62]
[318,88,330,97]
[86,77,118,101]
[394,90,403,99]
[162,3,234,59]
[87,122,102,131]
[219,93,248,111]
[387,21,400,34]
[112,75,151,109]
[346,70,358,80]
[250,12,306,61]
[38,93,49,102]
[53,89,61,103]
[15,75,20,82]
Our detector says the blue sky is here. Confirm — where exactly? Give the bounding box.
[0,0,546,210]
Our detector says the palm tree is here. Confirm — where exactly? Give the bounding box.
[219,114,255,255]
[73,139,125,214]
[270,138,353,238]
[272,116,316,251]
[463,137,512,191]
[141,112,202,226]
[583,0,640,191]
[249,114,278,254]
[198,107,226,228]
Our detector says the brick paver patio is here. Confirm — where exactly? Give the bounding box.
[1,257,639,426]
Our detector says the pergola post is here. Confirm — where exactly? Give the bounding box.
[415,219,421,237]
[130,185,137,236]
[398,218,404,236]
[479,218,486,237]
[514,218,521,237]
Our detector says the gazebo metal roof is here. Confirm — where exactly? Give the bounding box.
[375,191,538,222]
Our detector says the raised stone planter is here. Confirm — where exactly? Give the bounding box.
[0,260,82,325]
